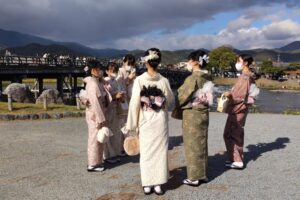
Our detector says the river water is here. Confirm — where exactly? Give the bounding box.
[214,85,300,113]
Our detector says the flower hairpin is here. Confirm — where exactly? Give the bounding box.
[141,50,159,62]
[199,54,209,66]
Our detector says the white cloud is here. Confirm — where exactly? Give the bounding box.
[111,19,300,50]
[0,0,299,47]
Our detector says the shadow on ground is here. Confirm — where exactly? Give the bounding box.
[166,136,290,191]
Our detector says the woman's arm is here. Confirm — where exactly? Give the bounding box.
[87,83,107,126]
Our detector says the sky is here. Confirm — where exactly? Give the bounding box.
[1,0,300,50]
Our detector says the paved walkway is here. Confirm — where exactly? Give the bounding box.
[0,113,299,200]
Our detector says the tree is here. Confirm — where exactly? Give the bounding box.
[208,47,237,73]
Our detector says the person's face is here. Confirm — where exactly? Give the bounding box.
[91,68,102,78]
[236,57,247,66]
[106,67,117,78]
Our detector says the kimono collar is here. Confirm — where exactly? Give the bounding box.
[143,72,161,81]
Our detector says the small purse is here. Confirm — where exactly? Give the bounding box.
[123,131,140,156]
[117,100,129,115]
[171,96,183,120]
[97,127,113,143]
[217,94,229,113]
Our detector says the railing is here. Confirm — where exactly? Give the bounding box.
[0,56,87,67]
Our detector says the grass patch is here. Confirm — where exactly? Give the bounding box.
[0,102,81,115]
[283,109,300,115]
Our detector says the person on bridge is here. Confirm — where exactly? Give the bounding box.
[223,54,259,169]
[83,60,112,172]
[126,48,174,195]
[103,62,126,164]
[177,50,212,186]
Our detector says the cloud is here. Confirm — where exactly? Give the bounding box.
[112,18,300,50]
[0,0,299,48]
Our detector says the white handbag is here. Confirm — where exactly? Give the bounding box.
[217,94,229,113]
[97,127,113,143]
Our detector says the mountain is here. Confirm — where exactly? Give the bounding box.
[1,28,300,63]
[278,41,300,52]
[0,28,129,57]
[0,43,87,56]
[0,29,55,48]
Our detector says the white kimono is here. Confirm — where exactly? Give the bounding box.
[126,72,174,186]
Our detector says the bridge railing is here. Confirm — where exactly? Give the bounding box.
[0,56,87,67]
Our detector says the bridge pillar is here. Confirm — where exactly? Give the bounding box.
[0,80,2,94]
[57,76,64,98]
[73,76,78,97]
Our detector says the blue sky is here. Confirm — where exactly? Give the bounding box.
[1,0,300,50]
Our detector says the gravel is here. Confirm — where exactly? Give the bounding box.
[0,112,299,200]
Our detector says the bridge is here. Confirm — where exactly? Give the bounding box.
[0,55,189,100]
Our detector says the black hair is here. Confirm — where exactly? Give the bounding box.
[144,48,161,70]
[239,54,253,67]
[85,60,103,77]
[105,62,119,72]
[239,54,261,80]
[104,62,119,77]
[123,54,136,66]
[188,49,208,68]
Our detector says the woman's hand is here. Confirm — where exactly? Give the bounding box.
[115,92,125,100]
[98,121,107,129]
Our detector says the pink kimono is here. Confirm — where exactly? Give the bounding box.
[83,77,110,166]
[223,72,255,162]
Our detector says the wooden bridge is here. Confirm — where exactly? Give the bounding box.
[0,55,189,99]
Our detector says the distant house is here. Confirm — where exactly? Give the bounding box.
[284,69,300,79]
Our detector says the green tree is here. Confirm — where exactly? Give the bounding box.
[208,47,237,72]
[260,60,283,74]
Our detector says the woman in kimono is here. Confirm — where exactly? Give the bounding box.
[177,50,212,186]
[223,54,258,169]
[126,48,174,195]
[103,62,126,163]
[117,54,136,156]
[83,60,111,172]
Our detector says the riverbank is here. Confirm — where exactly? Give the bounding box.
[214,77,300,90]
[0,102,84,120]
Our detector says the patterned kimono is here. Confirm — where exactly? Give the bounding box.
[126,72,174,186]
[177,70,212,181]
[103,77,123,159]
[223,72,255,162]
[83,77,110,166]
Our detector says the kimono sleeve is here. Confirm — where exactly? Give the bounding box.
[87,82,106,125]
[163,78,174,108]
[177,75,196,107]
[126,78,141,131]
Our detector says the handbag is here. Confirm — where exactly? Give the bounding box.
[97,127,113,143]
[123,131,140,156]
[117,100,129,115]
[171,96,183,120]
[217,94,229,113]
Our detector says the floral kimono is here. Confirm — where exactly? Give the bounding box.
[177,70,212,181]
[223,72,255,162]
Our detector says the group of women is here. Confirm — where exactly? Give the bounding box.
[82,48,258,195]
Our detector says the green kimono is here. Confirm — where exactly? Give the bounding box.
[177,70,211,181]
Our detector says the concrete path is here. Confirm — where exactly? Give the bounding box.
[0,113,299,200]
